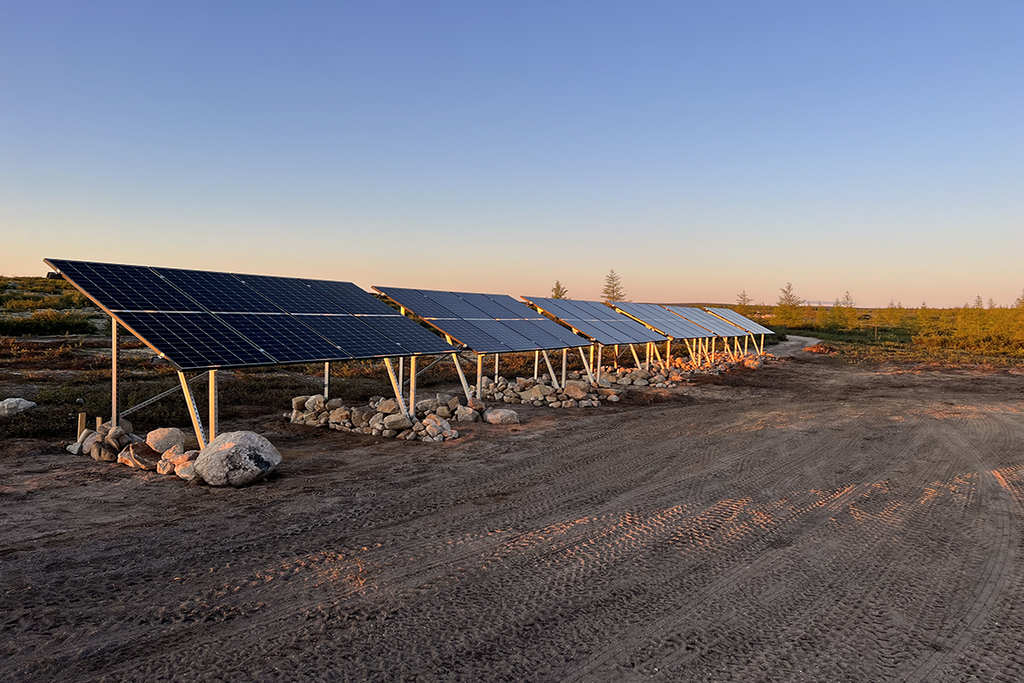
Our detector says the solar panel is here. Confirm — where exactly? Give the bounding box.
[524,297,666,345]
[216,313,351,363]
[154,268,278,314]
[666,306,748,337]
[235,274,348,314]
[529,317,592,348]
[117,312,276,370]
[419,290,489,320]
[373,286,456,319]
[706,308,774,335]
[613,302,715,339]
[298,315,409,358]
[458,292,522,319]
[356,315,459,355]
[48,259,200,312]
[306,279,400,316]
[424,319,513,353]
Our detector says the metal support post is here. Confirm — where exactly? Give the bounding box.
[476,354,484,398]
[561,348,567,388]
[384,358,410,417]
[534,350,539,379]
[614,345,619,369]
[111,318,118,427]
[630,344,642,370]
[408,355,417,416]
[596,345,603,383]
[208,369,219,442]
[578,347,595,384]
[541,350,559,389]
[398,357,404,398]
[452,353,472,401]
[323,362,330,399]
[178,371,206,449]
[759,334,765,355]
[665,339,672,369]
[494,353,500,382]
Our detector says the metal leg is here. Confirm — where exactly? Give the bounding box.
[476,354,483,398]
[578,347,595,384]
[384,358,410,417]
[323,362,330,399]
[408,356,417,416]
[541,350,559,389]
[630,344,642,370]
[178,371,206,449]
[452,353,472,401]
[398,357,404,399]
[494,353,499,382]
[561,348,567,387]
[111,319,118,427]
[534,350,539,379]
[596,345,603,383]
[208,369,218,442]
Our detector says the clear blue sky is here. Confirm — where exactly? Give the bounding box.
[2,1,1021,307]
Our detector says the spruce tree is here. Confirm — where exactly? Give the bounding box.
[602,270,626,302]
[551,281,569,299]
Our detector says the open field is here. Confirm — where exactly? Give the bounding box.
[3,348,1024,681]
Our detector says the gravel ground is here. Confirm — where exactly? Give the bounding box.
[3,352,1024,681]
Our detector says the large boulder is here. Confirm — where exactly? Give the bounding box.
[147,427,186,454]
[483,408,519,425]
[376,398,400,415]
[563,380,589,401]
[0,398,36,417]
[454,405,480,422]
[194,431,282,487]
[292,395,311,410]
[304,394,326,412]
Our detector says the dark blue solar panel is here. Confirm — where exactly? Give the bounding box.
[234,274,347,314]
[217,313,351,363]
[614,303,714,339]
[419,290,489,320]
[116,312,275,370]
[426,319,512,353]
[667,306,746,336]
[579,301,623,321]
[298,315,407,359]
[461,319,538,351]
[527,318,588,348]
[357,316,455,355]
[373,286,456,319]
[706,308,774,335]
[154,268,277,313]
[604,319,665,344]
[48,259,199,312]
[496,319,562,350]
[574,319,634,345]
[307,279,399,316]
[526,297,584,322]
[457,292,521,319]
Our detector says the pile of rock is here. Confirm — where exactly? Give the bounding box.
[478,374,608,408]
[67,422,281,486]
[288,393,485,442]
[0,397,36,417]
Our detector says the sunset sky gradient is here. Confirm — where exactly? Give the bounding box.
[2,1,1022,307]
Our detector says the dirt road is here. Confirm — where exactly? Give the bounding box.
[3,354,1024,681]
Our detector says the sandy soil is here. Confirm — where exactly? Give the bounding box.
[3,352,1024,682]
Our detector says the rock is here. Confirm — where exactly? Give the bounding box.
[368,412,385,429]
[81,431,102,455]
[325,398,346,410]
[447,396,462,412]
[483,408,519,425]
[376,398,399,415]
[382,429,397,438]
[436,393,455,406]
[633,378,649,386]
[118,442,162,470]
[0,398,37,417]
[563,381,589,401]
[597,377,612,388]
[147,427,186,454]
[66,442,83,455]
[436,405,452,419]
[328,407,351,424]
[92,441,118,462]
[454,405,480,422]
[304,394,326,412]
[156,458,176,475]
[383,413,412,431]
[415,398,439,413]
[77,428,95,444]
[165,445,199,467]
[290,409,303,424]
[607,394,620,402]
[193,431,282,487]
[175,462,200,481]
[350,406,371,427]
[292,395,311,410]
[467,397,485,412]
[616,377,632,385]
[423,414,451,438]
[596,387,622,397]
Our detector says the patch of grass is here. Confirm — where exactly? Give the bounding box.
[0,310,96,336]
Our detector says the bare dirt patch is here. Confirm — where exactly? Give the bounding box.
[3,354,1024,681]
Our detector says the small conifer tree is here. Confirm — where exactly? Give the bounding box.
[551,281,569,299]
[602,270,626,302]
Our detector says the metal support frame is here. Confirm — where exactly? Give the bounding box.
[533,350,539,379]
[561,348,567,388]
[476,354,484,398]
[578,347,595,384]
[596,345,603,383]
[541,350,559,390]
[452,353,472,401]
[111,319,118,428]
[120,372,205,419]
[208,369,219,442]
[665,339,671,368]
[323,362,330,399]
[408,355,417,416]
[630,343,643,370]
[383,358,410,417]
[759,333,765,355]
[399,356,404,396]
[178,371,207,449]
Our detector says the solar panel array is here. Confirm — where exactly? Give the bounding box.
[665,306,749,337]
[705,308,774,335]
[374,287,585,353]
[611,302,716,340]
[523,297,667,346]
[46,259,455,371]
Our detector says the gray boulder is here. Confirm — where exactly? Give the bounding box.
[194,431,282,487]
[0,398,36,417]
[454,405,480,422]
[118,442,162,470]
[563,381,589,401]
[383,413,412,431]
